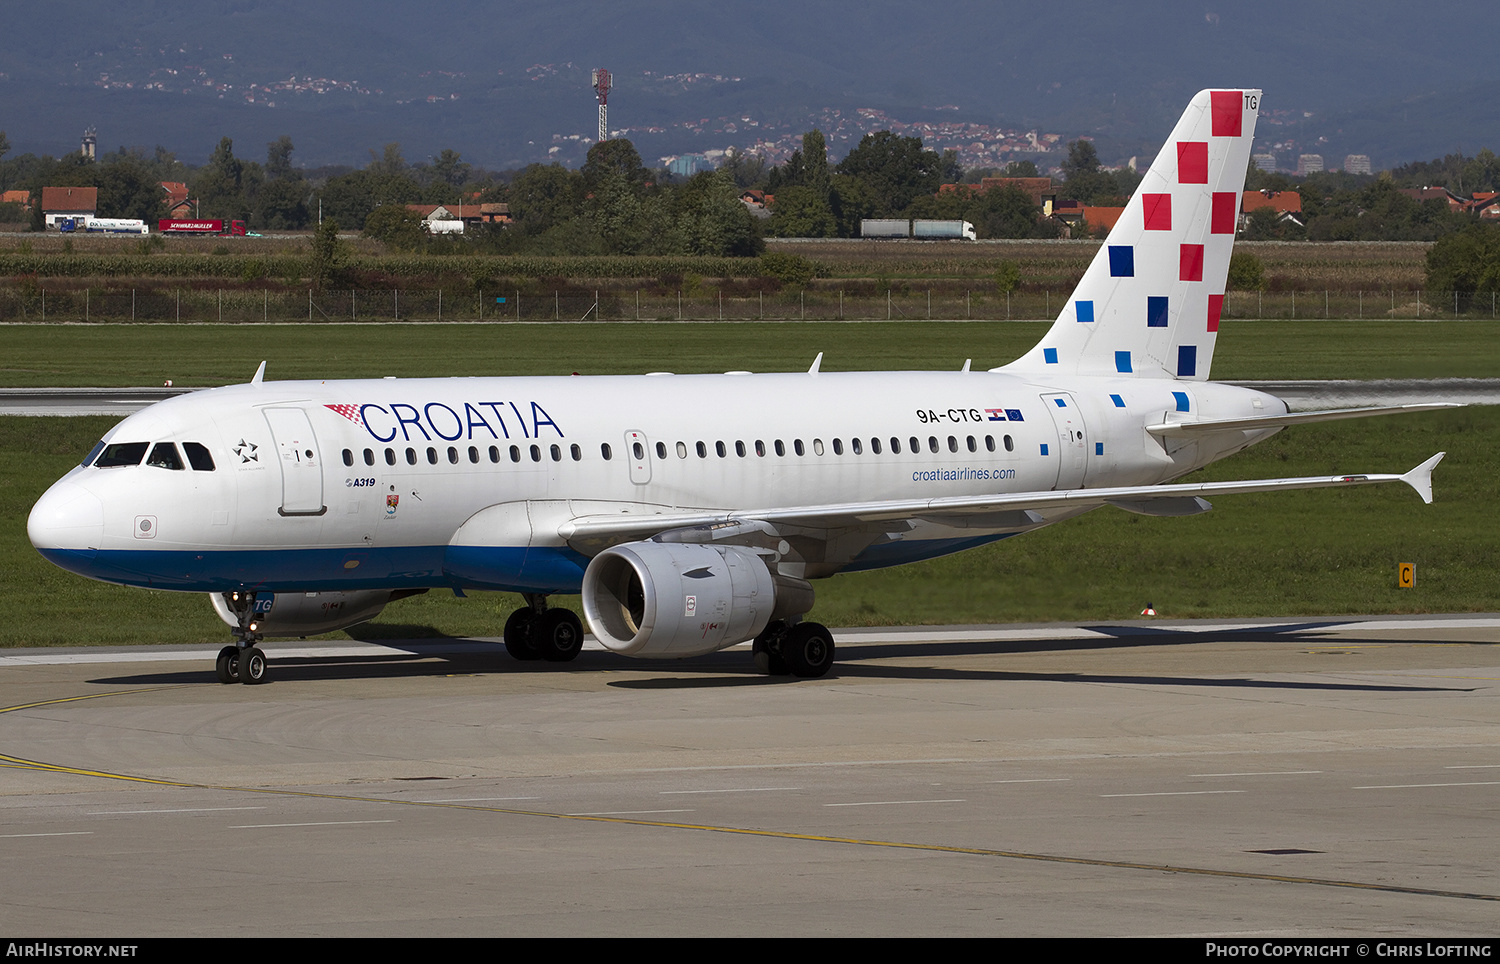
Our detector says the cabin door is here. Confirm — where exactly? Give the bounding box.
[264,407,326,515]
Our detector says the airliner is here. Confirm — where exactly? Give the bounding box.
[28,89,1453,684]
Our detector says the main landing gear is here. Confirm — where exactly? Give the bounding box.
[753,619,835,678]
[216,590,268,685]
[503,594,585,663]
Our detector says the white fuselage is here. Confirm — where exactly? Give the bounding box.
[28,369,1284,595]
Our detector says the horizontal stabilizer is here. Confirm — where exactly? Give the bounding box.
[1146,403,1463,437]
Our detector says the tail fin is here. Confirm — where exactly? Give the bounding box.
[1004,89,1261,381]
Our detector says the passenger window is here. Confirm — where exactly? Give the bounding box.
[716,441,726,458]
[774,440,786,457]
[947,436,957,453]
[832,439,843,455]
[489,446,500,463]
[737,441,747,457]
[147,442,184,470]
[510,445,521,463]
[889,438,900,454]
[550,444,561,462]
[985,435,996,452]
[967,436,977,453]
[755,440,766,457]
[655,441,666,459]
[95,441,148,468]
[853,438,864,455]
[386,448,396,466]
[601,443,612,460]
[183,442,216,471]
[571,444,582,461]
[871,438,881,454]
[468,446,479,464]
[530,444,541,462]
[342,449,354,467]
[927,436,938,453]
[406,448,417,465]
[426,447,438,465]
[793,440,804,457]
[1004,435,1014,452]
[676,441,688,459]
[448,447,459,464]
[363,448,375,466]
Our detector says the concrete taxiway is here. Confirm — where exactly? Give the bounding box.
[1,615,1496,937]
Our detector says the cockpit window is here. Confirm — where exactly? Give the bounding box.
[147,442,184,470]
[182,442,216,471]
[94,442,149,468]
[81,440,106,467]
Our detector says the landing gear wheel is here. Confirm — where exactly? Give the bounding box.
[215,645,240,684]
[240,645,267,685]
[753,621,791,676]
[537,609,585,663]
[783,622,835,678]
[503,607,541,661]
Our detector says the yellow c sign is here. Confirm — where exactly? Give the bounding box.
[1398,563,1415,588]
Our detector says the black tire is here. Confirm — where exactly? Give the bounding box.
[537,609,585,662]
[783,622,835,678]
[503,607,541,661]
[215,645,239,684]
[241,646,267,685]
[753,621,791,676]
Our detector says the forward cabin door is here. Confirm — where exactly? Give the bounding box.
[264,407,326,515]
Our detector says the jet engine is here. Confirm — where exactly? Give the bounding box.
[581,541,813,658]
[209,589,407,638]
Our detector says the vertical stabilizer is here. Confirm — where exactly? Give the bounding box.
[1004,89,1261,381]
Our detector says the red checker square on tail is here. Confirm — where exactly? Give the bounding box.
[1178,142,1208,184]
[1207,293,1224,332]
[1212,192,1238,234]
[1180,244,1204,282]
[1211,91,1243,137]
[1142,193,1171,230]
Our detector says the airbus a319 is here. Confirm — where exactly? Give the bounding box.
[28,89,1453,684]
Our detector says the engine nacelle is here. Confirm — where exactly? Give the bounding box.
[209,589,395,638]
[581,541,813,658]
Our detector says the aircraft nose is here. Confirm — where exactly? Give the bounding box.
[28,480,104,552]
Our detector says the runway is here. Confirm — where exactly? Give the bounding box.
[1,615,1497,937]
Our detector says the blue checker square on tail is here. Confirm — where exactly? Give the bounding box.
[1108,245,1134,277]
[1147,296,1169,328]
[1110,394,1126,407]
[1177,345,1197,377]
[1043,347,1058,364]
[1040,443,1049,456]
[1173,391,1190,412]
[1115,351,1132,373]
[1095,442,1104,455]
[1075,300,1094,323]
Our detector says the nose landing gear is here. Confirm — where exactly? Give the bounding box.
[218,590,268,685]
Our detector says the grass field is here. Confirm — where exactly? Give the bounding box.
[2,318,1495,646]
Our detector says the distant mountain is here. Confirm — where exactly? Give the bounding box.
[2,1,1495,173]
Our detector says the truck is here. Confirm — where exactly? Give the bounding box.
[860,218,911,239]
[424,219,464,235]
[158,218,248,237]
[58,217,149,234]
[913,219,977,241]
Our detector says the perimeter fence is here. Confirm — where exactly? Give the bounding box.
[1,287,1497,323]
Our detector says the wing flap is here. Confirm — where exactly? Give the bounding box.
[1146,403,1462,437]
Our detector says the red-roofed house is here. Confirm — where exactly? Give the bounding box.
[1082,206,1125,233]
[41,186,98,229]
[1240,189,1303,229]
[0,189,30,214]
[161,181,193,218]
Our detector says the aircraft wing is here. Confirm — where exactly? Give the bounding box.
[1145,403,1463,438]
[558,453,1446,551]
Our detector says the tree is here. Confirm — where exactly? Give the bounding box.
[429,148,471,189]
[309,218,346,288]
[1425,222,1500,309]
[581,139,651,196]
[508,163,583,235]
[765,185,835,238]
[670,169,763,257]
[0,130,10,162]
[95,155,166,222]
[835,131,943,217]
[266,136,296,179]
[362,204,426,251]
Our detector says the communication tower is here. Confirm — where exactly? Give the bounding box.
[591,68,613,143]
[81,126,97,161]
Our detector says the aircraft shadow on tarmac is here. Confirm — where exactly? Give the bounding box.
[87,620,1481,694]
